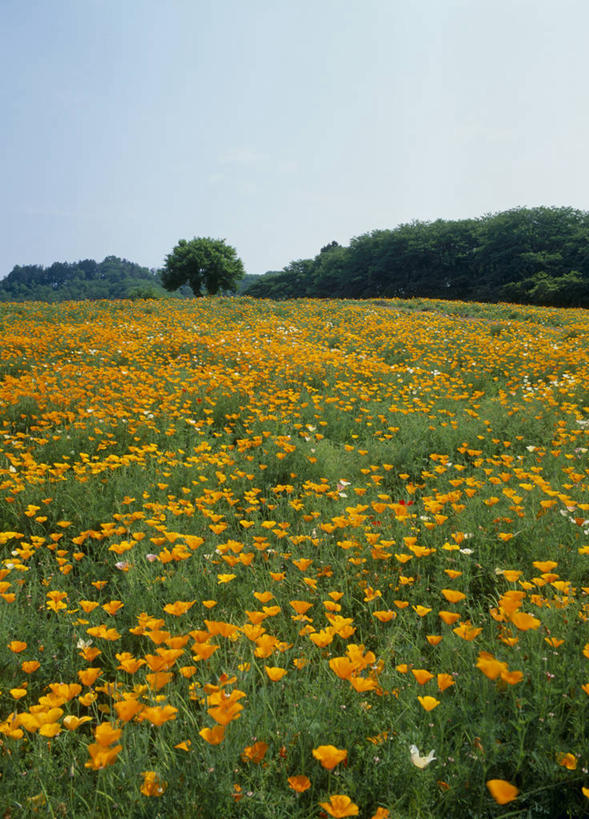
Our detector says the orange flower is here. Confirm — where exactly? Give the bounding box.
[532,560,557,572]
[199,725,226,745]
[94,722,121,747]
[437,673,455,691]
[349,676,377,693]
[102,600,124,615]
[241,741,268,763]
[78,667,102,686]
[510,611,541,631]
[208,700,244,726]
[413,605,432,617]
[140,705,178,726]
[146,671,174,690]
[21,660,41,674]
[140,771,167,797]
[114,698,144,722]
[412,669,434,685]
[288,775,311,793]
[500,670,523,685]
[486,779,519,805]
[318,794,359,817]
[556,752,577,770]
[163,600,195,616]
[312,744,348,770]
[8,640,27,653]
[476,652,508,680]
[265,666,287,681]
[85,743,122,770]
[438,610,461,625]
[85,722,122,770]
[453,623,482,641]
[441,589,466,603]
[329,657,356,680]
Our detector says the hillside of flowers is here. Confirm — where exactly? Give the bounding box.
[0,296,588,817]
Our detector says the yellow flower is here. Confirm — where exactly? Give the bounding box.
[63,715,92,731]
[417,696,440,711]
[318,794,359,817]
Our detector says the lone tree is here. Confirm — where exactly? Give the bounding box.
[161,237,245,296]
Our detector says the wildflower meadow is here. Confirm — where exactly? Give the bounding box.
[0,296,588,818]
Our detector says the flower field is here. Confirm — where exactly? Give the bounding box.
[0,296,588,817]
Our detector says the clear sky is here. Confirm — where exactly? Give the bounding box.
[2,0,589,278]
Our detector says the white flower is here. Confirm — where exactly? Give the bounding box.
[76,638,92,650]
[410,745,436,768]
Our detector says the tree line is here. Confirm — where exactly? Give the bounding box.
[3,207,589,306]
[244,206,589,307]
[0,256,168,302]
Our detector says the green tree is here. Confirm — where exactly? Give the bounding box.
[161,237,245,296]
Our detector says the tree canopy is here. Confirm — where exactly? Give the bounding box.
[244,206,589,307]
[161,237,245,296]
[0,256,166,302]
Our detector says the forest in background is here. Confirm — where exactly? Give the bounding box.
[0,256,167,302]
[1,206,588,306]
[246,206,589,307]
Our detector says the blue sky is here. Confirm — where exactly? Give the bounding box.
[2,0,589,278]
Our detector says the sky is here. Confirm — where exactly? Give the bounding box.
[2,0,589,279]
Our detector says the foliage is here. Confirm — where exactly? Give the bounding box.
[244,207,589,307]
[161,237,245,297]
[0,256,168,302]
[0,297,588,817]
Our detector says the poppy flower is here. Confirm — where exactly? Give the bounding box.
[556,752,577,770]
[199,725,225,745]
[288,775,311,792]
[241,741,268,763]
[417,696,440,711]
[412,669,434,685]
[312,745,348,770]
[140,771,167,797]
[486,779,519,805]
[318,794,359,817]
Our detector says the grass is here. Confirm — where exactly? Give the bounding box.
[0,295,588,818]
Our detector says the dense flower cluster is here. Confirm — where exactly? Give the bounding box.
[0,297,587,815]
